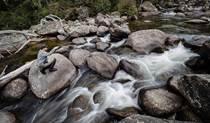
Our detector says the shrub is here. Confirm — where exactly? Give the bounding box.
[117,0,137,16]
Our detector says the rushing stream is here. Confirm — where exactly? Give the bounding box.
[1,12,210,123]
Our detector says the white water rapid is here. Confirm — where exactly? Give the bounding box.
[4,34,198,123]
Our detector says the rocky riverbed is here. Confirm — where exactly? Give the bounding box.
[1,1,210,123]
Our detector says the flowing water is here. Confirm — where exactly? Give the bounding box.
[0,12,210,123]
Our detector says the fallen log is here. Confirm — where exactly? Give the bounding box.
[0,60,35,88]
[0,30,39,37]
[0,65,8,78]
[14,38,45,55]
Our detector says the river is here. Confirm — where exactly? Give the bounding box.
[0,12,209,123]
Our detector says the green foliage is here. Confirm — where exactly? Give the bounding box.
[117,0,137,16]
[90,0,111,15]
[0,0,139,30]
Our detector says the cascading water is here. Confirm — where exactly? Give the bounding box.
[3,33,199,123]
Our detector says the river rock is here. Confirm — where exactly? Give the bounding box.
[90,37,101,43]
[55,45,72,54]
[185,19,208,24]
[0,34,27,56]
[36,21,64,36]
[66,25,90,38]
[185,11,204,18]
[109,19,131,38]
[141,88,183,116]
[2,78,27,99]
[89,25,98,34]
[201,16,210,22]
[97,26,109,37]
[72,37,87,45]
[125,29,168,54]
[119,114,193,123]
[69,48,90,67]
[183,35,210,50]
[176,105,204,123]
[29,54,77,99]
[200,41,210,62]
[86,18,96,25]
[89,112,114,123]
[57,35,67,41]
[0,111,16,123]
[176,12,186,17]
[87,52,118,78]
[96,42,110,51]
[185,56,205,70]
[169,74,210,122]
[106,107,141,119]
[93,92,105,104]
[65,95,91,123]
[166,34,181,45]
[139,1,158,12]
[119,59,143,80]
[95,13,111,27]
[70,95,90,110]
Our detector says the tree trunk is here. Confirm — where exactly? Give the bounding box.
[0,60,35,88]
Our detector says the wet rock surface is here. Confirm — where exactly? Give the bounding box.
[69,48,90,67]
[119,59,143,80]
[169,74,210,122]
[96,42,110,51]
[119,114,194,123]
[106,107,141,119]
[72,37,87,45]
[0,34,27,55]
[141,88,183,116]
[2,78,27,99]
[87,52,118,78]
[0,111,16,123]
[126,29,168,54]
[183,35,210,50]
[29,54,77,99]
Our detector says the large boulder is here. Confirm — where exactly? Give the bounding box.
[95,13,111,27]
[0,34,27,56]
[169,74,210,122]
[119,59,143,80]
[139,1,158,12]
[119,114,193,123]
[183,35,210,50]
[36,21,64,36]
[125,29,168,54]
[109,19,131,38]
[2,78,27,99]
[0,111,16,123]
[66,25,90,38]
[87,52,118,78]
[29,54,77,99]
[141,88,183,116]
[69,49,90,68]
